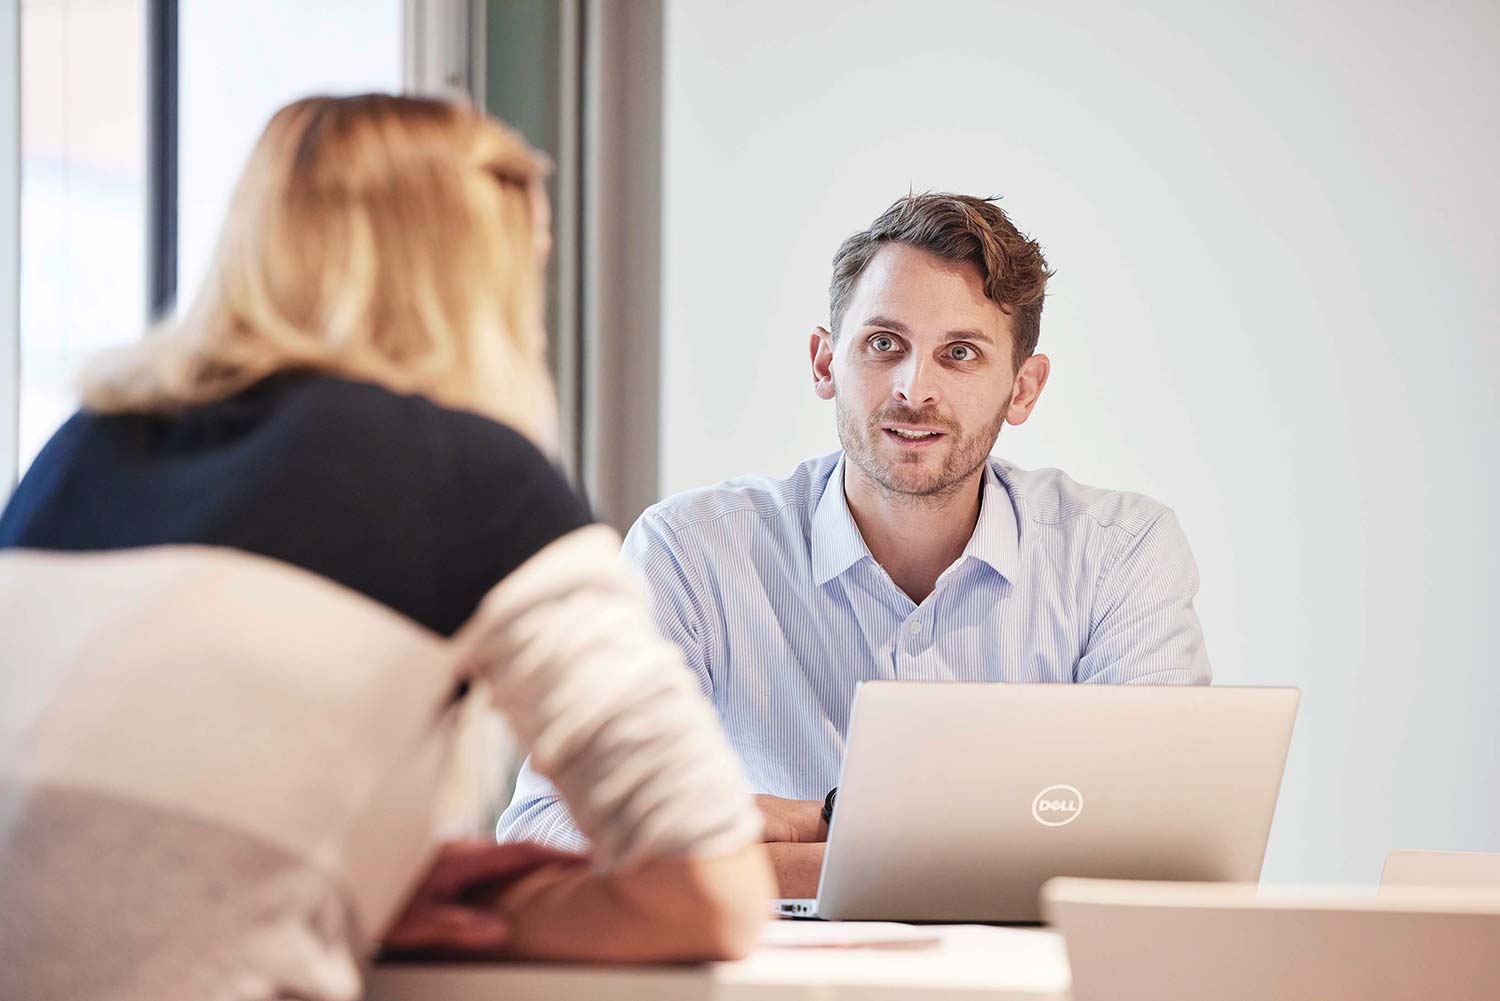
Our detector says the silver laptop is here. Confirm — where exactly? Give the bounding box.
[776,682,1299,923]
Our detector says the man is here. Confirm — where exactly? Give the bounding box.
[499,193,1210,896]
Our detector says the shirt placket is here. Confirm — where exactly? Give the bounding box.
[838,560,906,681]
[890,556,971,680]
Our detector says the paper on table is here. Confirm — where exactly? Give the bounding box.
[761,921,942,950]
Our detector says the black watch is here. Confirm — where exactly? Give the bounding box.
[821,787,838,826]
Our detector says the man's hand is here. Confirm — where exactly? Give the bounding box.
[755,794,828,844]
[381,839,586,957]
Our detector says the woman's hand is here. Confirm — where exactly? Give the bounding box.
[381,839,587,957]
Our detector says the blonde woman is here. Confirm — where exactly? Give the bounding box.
[0,95,771,1000]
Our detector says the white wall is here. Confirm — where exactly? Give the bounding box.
[660,0,1500,884]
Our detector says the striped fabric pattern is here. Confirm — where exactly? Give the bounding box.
[499,451,1211,851]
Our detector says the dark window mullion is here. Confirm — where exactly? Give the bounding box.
[146,0,177,324]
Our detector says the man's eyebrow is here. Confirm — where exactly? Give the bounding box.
[942,328,995,346]
[858,315,910,335]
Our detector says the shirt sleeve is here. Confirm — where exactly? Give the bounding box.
[1074,510,1212,686]
[620,507,716,698]
[494,758,590,853]
[457,524,760,868]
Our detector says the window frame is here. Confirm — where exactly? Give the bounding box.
[2,0,19,498]
[147,0,177,323]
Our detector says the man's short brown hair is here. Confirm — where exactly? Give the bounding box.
[829,193,1053,370]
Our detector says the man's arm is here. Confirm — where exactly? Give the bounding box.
[622,513,852,898]
[754,794,829,897]
[1075,510,1211,685]
[620,508,718,699]
[764,843,826,899]
[494,759,590,853]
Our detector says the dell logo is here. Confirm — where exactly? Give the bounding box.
[1032,784,1084,827]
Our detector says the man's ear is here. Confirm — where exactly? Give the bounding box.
[1005,353,1050,426]
[811,326,837,401]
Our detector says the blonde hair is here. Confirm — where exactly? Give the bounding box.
[82,94,558,450]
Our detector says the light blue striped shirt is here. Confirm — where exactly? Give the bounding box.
[497,451,1210,850]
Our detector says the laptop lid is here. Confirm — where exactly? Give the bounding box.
[814,683,1300,922]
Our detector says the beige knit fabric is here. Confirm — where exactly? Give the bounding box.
[0,527,761,1001]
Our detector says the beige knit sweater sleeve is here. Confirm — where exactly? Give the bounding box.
[454,524,763,868]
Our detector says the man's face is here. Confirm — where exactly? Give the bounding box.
[811,244,1046,500]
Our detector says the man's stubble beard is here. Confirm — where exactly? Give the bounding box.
[835,394,1009,505]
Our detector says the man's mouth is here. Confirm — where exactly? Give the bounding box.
[881,425,946,445]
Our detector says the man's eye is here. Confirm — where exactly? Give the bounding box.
[949,344,977,362]
[871,335,898,352]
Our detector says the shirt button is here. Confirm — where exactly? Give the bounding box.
[908,620,923,636]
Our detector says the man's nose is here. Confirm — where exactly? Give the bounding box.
[893,356,940,409]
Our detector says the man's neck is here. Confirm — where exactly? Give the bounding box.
[843,460,985,605]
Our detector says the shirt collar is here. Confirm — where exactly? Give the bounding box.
[961,460,1021,583]
[811,454,873,585]
[810,454,1021,586]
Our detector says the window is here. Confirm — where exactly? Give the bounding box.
[11,0,402,485]
[18,0,148,473]
[176,1,402,303]
[1,5,18,494]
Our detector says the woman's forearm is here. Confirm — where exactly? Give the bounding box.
[488,844,773,963]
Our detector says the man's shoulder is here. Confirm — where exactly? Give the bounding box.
[642,452,840,534]
[991,458,1174,538]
